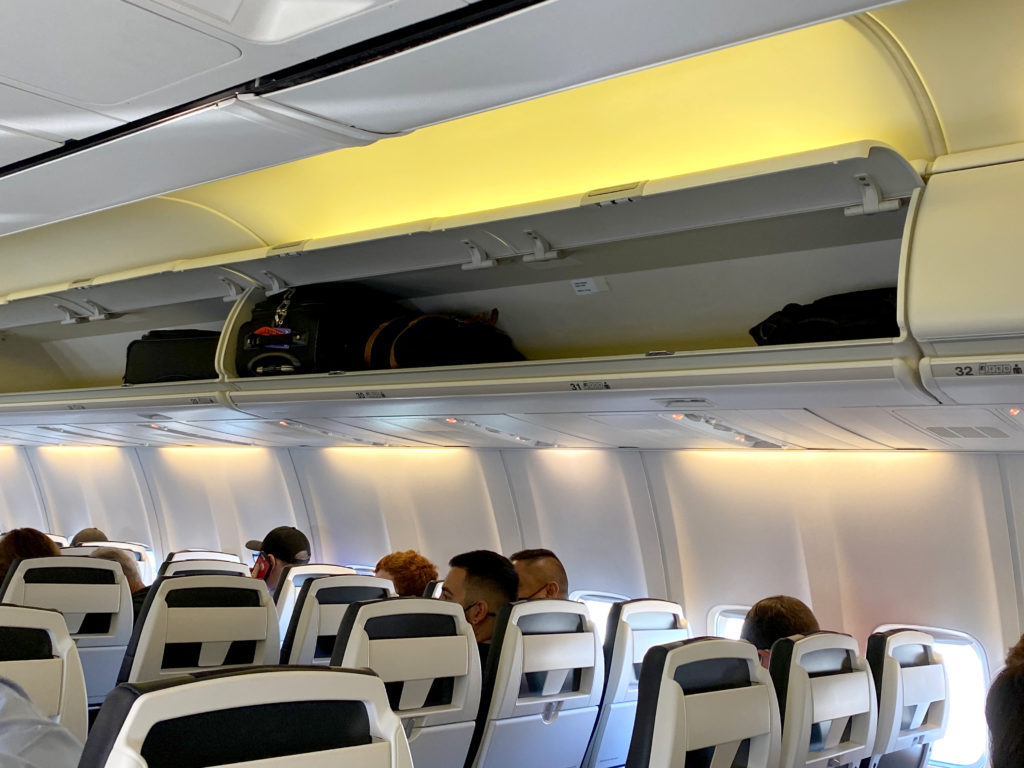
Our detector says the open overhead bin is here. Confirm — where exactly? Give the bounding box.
[219,141,935,417]
[908,151,1024,404]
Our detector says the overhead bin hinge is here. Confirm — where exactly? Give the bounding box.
[219,276,248,303]
[56,301,116,324]
[522,229,559,263]
[261,270,290,294]
[56,304,87,325]
[461,239,499,271]
[844,173,903,216]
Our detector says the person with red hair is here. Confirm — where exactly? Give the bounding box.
[374,550,438,597]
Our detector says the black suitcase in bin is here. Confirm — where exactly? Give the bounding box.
[123,330,221,384]
[235,283,401,376]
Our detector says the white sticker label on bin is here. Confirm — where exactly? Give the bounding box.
[571,277,609,295]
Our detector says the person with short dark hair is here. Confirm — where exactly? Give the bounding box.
[986,635,1024,768]
[245,526,311,595]
[375,550,438,597]
[90,547,149,620]
[441,550,518,660]
[740,595,820,667]
[69,527,107,547]
[510,548,569,600]
[0,529,60,586]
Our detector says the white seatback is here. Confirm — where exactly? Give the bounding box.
[770,633,878,768]
[119,573,279,685]
[45,533,69,547]
[280,574,394,665]
[164,549,242,563]
[625,637,781,768]
[333,598,482,768]
[160,559,251,577]
[79,667,414,768]
[865,630,949,768]
[584,599,689,768]
[0,605,88,743]
[468,599,605,768]
[64,541,157,585]
[0,556,133,706]
[275,563,358,640]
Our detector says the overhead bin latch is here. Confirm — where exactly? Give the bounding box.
[844,173,903,216]
[522,230,560,263]
[56,301,116,324]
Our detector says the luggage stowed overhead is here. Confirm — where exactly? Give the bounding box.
[749,288,900,346]
[123,330,221,384]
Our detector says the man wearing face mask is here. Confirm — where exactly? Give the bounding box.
[440,550,518,666]
[246,526,311,596]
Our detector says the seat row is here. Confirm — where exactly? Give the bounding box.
[0,553,949,768]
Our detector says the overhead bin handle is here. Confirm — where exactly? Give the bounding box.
[844,173,903,217]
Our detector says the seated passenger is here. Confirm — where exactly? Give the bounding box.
[374,550,438,597]
[986,634,1024,768]
[0,677,81,768]
[90,546,149,619]
[0,529,61,585]
[441,550,518,661]
[245,525,311,596]
[739,594,820,667]
[510,548,569,599]
[69,527,107,547]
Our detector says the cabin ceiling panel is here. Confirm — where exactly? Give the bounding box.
[0,84,124,142]
[872,0,1024,153]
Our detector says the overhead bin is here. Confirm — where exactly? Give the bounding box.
[907,157,1024,404]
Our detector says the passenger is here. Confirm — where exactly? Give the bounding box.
[441,550,518,662]
[89,547,149,620]
[986,635,1024,768]
[0,678,81,767]
[375,550,438,597]
[0,528,60,585]
[68,527,107,547]
[510,548,569,599]
[245,525,311,595]
[740,595,820,667]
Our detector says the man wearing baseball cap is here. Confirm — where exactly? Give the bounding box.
[245,526,311,595]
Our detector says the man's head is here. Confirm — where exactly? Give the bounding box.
[245,526,310,593]
[510,548,569,600]
[441,550,518,643]
[90,547,145,593]
[987,636,1024,768]
[740,595,820,667]
[70,527,107,547]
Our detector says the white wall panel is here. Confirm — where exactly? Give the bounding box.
[289,448,518,571]
[27,446,153,547]
[502,450,663,600]
[0,447,47,533]
[136,447,304,562]
[644,451,817,632]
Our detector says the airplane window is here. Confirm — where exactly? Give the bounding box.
[570,591,629,644]
[876,624,988,768]
[709,605,750,639]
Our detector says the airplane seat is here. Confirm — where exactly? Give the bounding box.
[0,604,88,743]
[769,632,878,768]
[624,637,781,768]
[466,599,605,768]
[863,629,949,768]
[584,598,689,768]
[158,559,251,577]
[423,579,444,598]
[163,549,241,564]
[79,666,414,767]
[274,562,357,640]
[331,597,482,768]
[0,556,132,707]
[117,573,279,686]
[63,541,158,585]
[279,574,393,664]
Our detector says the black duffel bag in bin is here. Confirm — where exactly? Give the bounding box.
[235,282,402,376]
[124,330,221,384]
[748,287,899,346]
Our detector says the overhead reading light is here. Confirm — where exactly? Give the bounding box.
[273,420,390,447]
[439,417,556,448]
[1010,408,1021,417]
[141,424,254,447]
[660,413,787,449]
